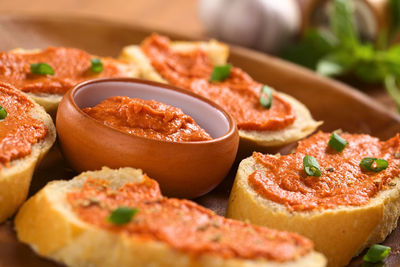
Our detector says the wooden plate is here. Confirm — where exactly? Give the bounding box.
[0,14,399,267]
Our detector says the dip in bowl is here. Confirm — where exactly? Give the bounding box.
[56,78,239,198]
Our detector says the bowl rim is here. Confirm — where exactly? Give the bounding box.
[67,77,238,145]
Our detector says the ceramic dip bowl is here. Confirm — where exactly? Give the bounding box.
[56,78,239,198]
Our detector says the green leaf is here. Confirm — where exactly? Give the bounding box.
[303,155,322,177]
[281,29,337,70]
[363,244,391,263]
[330,0,358,48]
[316,51,355,77]
[90,58,104,73]
[360,157,389,172]
[259,85,273,109]
[209,64,232,82]
[0,106,7,120]
[108,207,138,225]
[389,0,400,42]
[30,63,55,75]
[384,75,400,113]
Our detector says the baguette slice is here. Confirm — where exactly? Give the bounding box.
[15,167,326,267]
[0,82,56,222]
[227,144,400,267]
[6,48,139,116]
[120,36,321,150]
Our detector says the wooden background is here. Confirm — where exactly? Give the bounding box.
[0,0,204,36]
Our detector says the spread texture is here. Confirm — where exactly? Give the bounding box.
[0,47,134,94]
[82,96,212,142]
[0,82,47,165]
[249,131,400,211]
[141,34,296,131]
[67,177,313,261]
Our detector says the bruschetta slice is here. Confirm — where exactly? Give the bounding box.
[227,131,400,267]
[0,47,139,115]
[15,167,326,267]
[0,82,56,222]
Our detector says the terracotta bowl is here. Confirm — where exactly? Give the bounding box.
[56,78,239,198]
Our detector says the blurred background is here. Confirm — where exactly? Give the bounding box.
[1,0,399,112]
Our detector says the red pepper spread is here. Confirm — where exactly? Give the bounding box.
[141,34,296,131]
[249,131,400,211]
[82,96,212,142]
[0,82,47,166]
[0,47,135,94]
[67,176,313,262]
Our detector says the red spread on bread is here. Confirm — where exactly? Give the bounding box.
[67,176,313,261]
[82,96,212,142]
[141,34,296,131]
[0,82,47,166]
[0,47,134,94]
[249,131,400,211]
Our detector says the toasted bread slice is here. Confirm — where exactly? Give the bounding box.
[15,167,326,267]
[0,82,56,222]
[120,38,321,150]
[6,48,139,116]
[227,133,400,267]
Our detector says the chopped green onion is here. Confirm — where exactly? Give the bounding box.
[259,85,273,109]
[0,106,7,120]
[90,58,104,73]
[328,132,348,152]
[303,155,322,177]
[363,244,391,263]
[360,158,388,172]
[108,207,138,225]
[30,63,54,75]
[209,64,232,82]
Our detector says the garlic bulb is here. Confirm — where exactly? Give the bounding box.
[198,0,301,54]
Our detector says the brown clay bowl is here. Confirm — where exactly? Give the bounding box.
[56,78,239,198]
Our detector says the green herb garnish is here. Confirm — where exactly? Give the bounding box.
[282,0,400,112]
[363,244,391,263]
[0,106,7,120]
[108,207,138,225]
[328,132,348,152]
[30,63,54,75]
[259,85,273,109]
[303,155,321,177]
[360,158,388,172]
[209,64,232,82]
[90,58,104,73]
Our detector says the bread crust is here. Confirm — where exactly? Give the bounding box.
[15,167,326,267]
[119,42,321,150]
[0,89,56,222]
[227,157,400,267]
[9,48,139,116]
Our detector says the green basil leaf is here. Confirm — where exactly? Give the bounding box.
[108,207,138,225]
[317,51,355,77]
[303,155,322,177]
[389,0,400,42]
[0,106,7,120]
[209,64,232,82]
[90,58,104,73]
[330,0,358,48]
[360,157,389,172]
[259,85,273,109]
[30,63,55,75]
[363,244,391,263]
[281,29,337,70]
